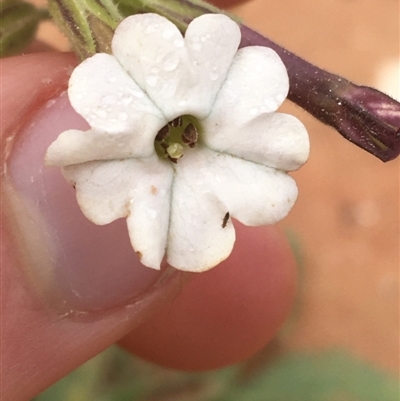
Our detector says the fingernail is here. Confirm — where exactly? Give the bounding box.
[6,93,173,313]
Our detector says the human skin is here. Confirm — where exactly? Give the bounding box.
[1,1,297,399]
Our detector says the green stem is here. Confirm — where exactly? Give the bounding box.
[118,0,229,32]
[47,0,123,59]
[48,0,233,58]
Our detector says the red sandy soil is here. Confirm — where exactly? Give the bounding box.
[232,0,399,373]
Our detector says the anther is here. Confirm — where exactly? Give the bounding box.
[170,116,183,127]
[182,123,198,148]
[155,124,169,141]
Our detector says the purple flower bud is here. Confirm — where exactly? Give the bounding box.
[240,26,400,162]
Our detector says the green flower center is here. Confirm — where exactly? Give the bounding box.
[154,115,202,163]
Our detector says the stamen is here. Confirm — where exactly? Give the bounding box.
[155,117,201,163]
[170,116,183,127]
[182,123,198,148]
[155,124,170,141]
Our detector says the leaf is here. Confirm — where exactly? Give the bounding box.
[0,0,48,57]
[217,351,399,401]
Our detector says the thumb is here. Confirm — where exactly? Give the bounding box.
[1,53,183,401]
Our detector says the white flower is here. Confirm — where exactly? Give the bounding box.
[45,13,309,272]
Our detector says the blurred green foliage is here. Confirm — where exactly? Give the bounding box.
[0,0,49,57]
[33,346,399,401]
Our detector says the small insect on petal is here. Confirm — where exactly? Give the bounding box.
[222,212,230,228]
[170,116,183,127]
[182,123,198,148]
[155,124,170,141]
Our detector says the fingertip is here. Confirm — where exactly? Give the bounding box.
[1,52,77,146]
[2,54,164,312]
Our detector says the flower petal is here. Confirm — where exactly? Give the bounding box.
[204,113,310,171]
[68,52,166,150]
[45,128,154,166]
[202,46,309,171]
[63,156,174,269]
[167,147,297,272]
[184,14,241,117]
[209,154,299,226]
[167,150,235,272]
[46,53,168,166]
[112,14,240,120]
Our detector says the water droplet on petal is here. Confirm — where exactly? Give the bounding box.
[145,25,156,34]
[174,38,184,48]
[145,75,159,87]
[96,109,108,118]
[133,91,144,99]
[102,95,117,104]
[162,29,174,39]
[209,72,219,81]
[150,67,160,74]
[192,43,202,52]
[122,94,133,105]
[263,99,276,110]
[163,56,180,72]
[119,112,128,121]
[275,92,285,103]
